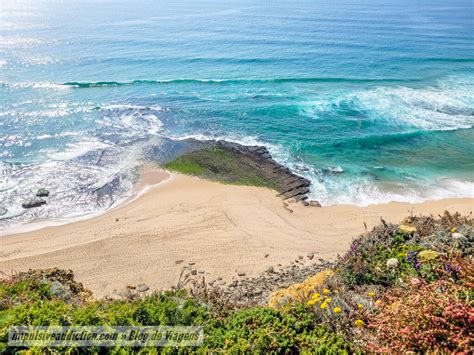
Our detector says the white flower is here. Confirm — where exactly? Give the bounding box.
[386,258,399,269]
[452,232,465,240]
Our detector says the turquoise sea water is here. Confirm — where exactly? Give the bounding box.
[1,0,473,229]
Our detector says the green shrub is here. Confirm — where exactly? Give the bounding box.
[204,306,353,353]
[0,275,353,354]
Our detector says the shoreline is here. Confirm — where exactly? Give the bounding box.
[2,166,471,238]
[0,169,472,298]
[0,165,171,237]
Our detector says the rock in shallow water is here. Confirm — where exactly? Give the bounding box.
[22,198,46,209]
[36,188,50,197]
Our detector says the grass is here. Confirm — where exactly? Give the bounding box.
[163,146,279,190]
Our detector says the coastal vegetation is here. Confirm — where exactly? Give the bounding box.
[164,146,279,189]
[1,212,472,353]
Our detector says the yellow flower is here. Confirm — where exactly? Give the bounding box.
[323,288,330,295]
[375,300,382,306]
[334,290,339,294]
[325,297,332,303]
[354,319,365,328]
[307,300,315,306]
[333,307,342,314]
[368,292,376,297]
[451,227,457,232]
[418,250,439,262]
[320,302,328,309]
[357,303,363,310]
[312,293,320,299]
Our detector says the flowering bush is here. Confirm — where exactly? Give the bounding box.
[365,278,473,353]
[308,212,473,352]
[337,223,421,286]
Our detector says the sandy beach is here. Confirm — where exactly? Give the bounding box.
[0,170,472,298]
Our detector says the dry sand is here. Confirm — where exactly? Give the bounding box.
[0,169,472,298]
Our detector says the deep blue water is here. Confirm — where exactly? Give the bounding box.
[1,0,473,229]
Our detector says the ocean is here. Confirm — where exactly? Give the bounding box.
[1,0,473,230]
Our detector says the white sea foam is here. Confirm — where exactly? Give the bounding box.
[99,110,164,137]
[0,139,143,230]
[356,85,474,131]
[301,75,474,132]
[0,81,69,90]
[44,139,112,161]
[305,172,474,207]
[102,104,166,111]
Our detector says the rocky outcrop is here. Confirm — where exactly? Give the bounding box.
[214,141,312,202]
[180,258,334,306]
[10,268,92,304]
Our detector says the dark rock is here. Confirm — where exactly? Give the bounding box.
[0,207,7,216]
[281,187,310,200]
[175,260,184,264]
[266,266,274,273]
[264,253,269,258]
[36,188,50,197]
[309,200,322,207]
[307,253,315,260]
[22,198,46,209]
[294,194,309,202]
[280,180,311,193]
[237,272,246,277]
[298,255,304,260]
[191,270,197,276]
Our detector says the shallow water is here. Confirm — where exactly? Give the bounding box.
[1,0,473,229]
